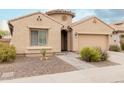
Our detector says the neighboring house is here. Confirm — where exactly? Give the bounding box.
[8,10,114,55]
[110,22,124,46]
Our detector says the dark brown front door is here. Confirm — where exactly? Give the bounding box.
[61,30,67,51]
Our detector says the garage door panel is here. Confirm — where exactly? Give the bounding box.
[78,34,108,50]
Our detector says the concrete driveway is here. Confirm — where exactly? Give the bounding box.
[1,51,124,83]
[108,51,124,65]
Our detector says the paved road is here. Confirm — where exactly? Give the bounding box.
[1,51,124,83]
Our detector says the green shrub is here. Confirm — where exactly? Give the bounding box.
[0,43,16,62]
[97,48,108,61]
[109,45,121,52]
[120,42,124,50]
[80,47,108,62]
[0,30,8,39]
[80,47,101,62]
[40,49,47,57]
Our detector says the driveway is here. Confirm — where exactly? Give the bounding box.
[108,51,124,65]
[1,51,124,83]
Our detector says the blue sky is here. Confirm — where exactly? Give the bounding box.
[0,9,124,23]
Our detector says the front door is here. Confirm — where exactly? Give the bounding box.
[61,30,67,51]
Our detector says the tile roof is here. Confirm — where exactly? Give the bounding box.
[46,9,75,18]
[110,23,124,31]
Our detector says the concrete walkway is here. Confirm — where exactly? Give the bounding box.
[1,51,124,83]
[57,52,95,70]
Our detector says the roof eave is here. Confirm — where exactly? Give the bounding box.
[8,12,64,26]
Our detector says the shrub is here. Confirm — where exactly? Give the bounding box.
[40,49,47,57]
[109,45,121,52]
[80,47,101,62]
[97,48,108,61]
[0,43,16,62]
[80,47,108,62]
[0,30,8,39]
[120,41,124,50]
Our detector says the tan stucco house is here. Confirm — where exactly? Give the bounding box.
[110,22,124,46]
[8,10,114,55]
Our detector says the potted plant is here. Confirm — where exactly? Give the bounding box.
[40,49,48,61]
[0,30,8,39]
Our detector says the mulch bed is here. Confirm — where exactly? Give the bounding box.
[0,56,76,80]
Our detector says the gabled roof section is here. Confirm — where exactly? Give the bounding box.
[8,12,64,26]
[110,20,124,31]
[71,16,115,30]
[110,24,124,31]
[71,16,94,27]
[112,20,124,25]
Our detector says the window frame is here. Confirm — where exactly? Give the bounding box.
[30,28,48,46]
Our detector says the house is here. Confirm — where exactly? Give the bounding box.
[8,10,114,55]
[110,22,124,46]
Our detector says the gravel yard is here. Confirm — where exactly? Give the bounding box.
[0,56,76,80]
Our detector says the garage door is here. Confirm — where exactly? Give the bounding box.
[78,34,108,50]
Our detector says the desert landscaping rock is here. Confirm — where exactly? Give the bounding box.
[0,56,76,80]
[1,72,14,78]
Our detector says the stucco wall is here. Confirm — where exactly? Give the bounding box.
[111,33,120,46]
[71,17,113,51]
[111,32,124,46]
[10,13,63,54]
[48,14,72,25]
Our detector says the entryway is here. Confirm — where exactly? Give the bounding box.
[61,30,67,51]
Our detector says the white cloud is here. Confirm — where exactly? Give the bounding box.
[0,20,11,38]
[0,20,9,31]
[71,9,124,23]
[72,9,96,22]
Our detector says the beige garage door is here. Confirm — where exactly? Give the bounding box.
[78,34,108,51]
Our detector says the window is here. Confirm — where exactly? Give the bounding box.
[31,29,48,46]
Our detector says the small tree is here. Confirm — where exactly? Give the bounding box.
[0,30,8,39]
